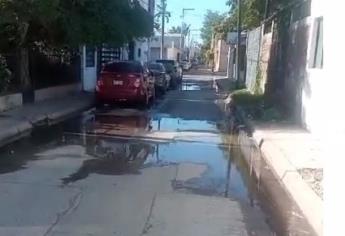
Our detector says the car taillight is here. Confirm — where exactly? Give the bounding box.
[128,74,141,78]
[133,78,141,88]
[97,80,104,86]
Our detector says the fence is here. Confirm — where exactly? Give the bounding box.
[1,48,81,95]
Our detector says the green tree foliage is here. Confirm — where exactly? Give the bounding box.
[0,0,153,50]
[200,10,225,47]
[0,0,153,89]
[0,54,11,93]
[168,23,190,35]
[216,0,266,39]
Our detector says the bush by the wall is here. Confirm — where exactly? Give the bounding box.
[0,55,12,94]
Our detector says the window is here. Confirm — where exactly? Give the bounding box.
[103,62,142,73]
[310,17,323,69]
[85,46,95,67]
[138,48,141,58]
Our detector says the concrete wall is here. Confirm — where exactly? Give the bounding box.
[245,27,262,91]
[135,39,149,63]
[283,14,325,133]
[213,40,230,72]
[167,48,181,60]
[284,18,311,126]
[258,33,273,93]
[0,93,22,112]
[150,35,182,49]
[35,83,82,102]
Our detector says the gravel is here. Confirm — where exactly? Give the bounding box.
[298,168,323,199]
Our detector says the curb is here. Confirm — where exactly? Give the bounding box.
[236,110,322,236]
[250,130,323,236]
[214,78,323,235]
[0,100,94,148]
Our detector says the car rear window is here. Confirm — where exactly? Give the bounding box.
[103,62,142,73]
[148,64,164,71]
[156,60,174,66]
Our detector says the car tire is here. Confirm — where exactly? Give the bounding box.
[95,101,104,109]
[170,79,177,89]
[139,93,150,110]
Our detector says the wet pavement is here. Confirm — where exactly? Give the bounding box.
[0,75,313,235]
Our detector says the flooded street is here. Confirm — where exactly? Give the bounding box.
[0,75,312,235]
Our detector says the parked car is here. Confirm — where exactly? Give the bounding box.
[181,60,192,71]
[148,62,170,95]
[96,61,155,107]
[175,62,184,82]
[156,59,183,88]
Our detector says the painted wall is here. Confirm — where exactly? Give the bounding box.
[213,40,230,72]
[245,27,262,91]
[35,83,81,102]
[0,93,22,112]
[212,39,227,72]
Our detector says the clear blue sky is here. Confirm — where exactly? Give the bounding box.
[163,0,228,42]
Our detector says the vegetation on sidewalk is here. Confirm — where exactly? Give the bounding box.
[231,89,285,121]
[0,55,11,94]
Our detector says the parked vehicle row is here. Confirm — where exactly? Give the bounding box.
[96,60,183,108]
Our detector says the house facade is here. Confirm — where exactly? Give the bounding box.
[149,34,183,61]
[244,0,324,133]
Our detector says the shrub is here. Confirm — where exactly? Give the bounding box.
[0,55,12,94]
[231,89,264,106]
[231,89,284,121]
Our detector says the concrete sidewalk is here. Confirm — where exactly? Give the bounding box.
[238,122,323,236]
[0,93,94,147]
[214,78,323,235]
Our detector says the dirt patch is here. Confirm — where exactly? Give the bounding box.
[298,168,323,199]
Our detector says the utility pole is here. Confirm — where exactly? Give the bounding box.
[160,0,167,59]
[180,8,194,61]
[236,0,242,88]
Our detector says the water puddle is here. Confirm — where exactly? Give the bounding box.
[151,116,217,133]
[181,83,201,91]
[0,106,316,235]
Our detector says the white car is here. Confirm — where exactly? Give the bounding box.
[181,60,192,71]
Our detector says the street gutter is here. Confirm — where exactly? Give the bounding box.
[215,79,322,236]
[0,94,94,148]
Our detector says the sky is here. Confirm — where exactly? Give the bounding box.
[162,0,229,43]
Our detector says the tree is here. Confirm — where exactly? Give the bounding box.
[200,10,225,47]
[216,0,267,39]
[169,26,182,34]
[0,0,153,92]
[168,23,191,35]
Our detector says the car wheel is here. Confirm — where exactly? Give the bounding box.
[150,87,155,101]
[95,100,104,109]
[139,93,149,109]
[170,79,177,89]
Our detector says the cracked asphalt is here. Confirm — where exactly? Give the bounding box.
[0,75,274,236]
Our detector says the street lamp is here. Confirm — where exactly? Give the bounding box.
[180,8,195,60]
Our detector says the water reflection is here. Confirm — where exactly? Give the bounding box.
[62,110,155,185]
[62,139,155,185]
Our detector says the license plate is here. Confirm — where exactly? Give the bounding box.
[113,80,123,85]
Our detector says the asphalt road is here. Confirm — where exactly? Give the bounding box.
[0,74,274,236]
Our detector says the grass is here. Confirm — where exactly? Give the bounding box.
[230,89,285,122]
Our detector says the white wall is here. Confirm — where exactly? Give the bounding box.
[35,83,81,102]
[81,45,98,92]
[302,0,325,133]
[0,93,22,112]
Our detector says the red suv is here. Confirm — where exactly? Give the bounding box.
[96,61,155,107]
